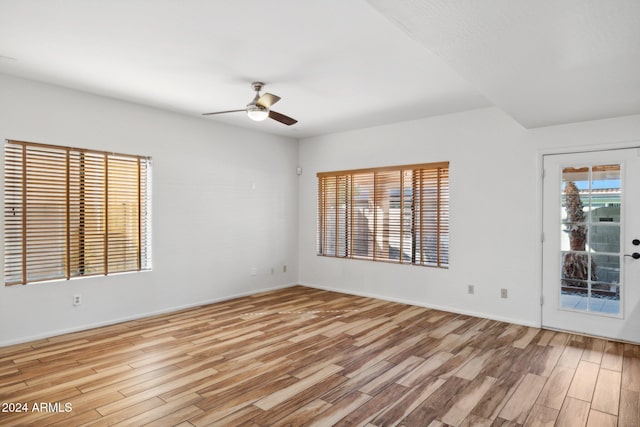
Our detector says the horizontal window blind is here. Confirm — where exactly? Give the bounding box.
[317,162,449,268]
[4,140,152,285]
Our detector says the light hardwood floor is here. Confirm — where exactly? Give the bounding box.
[1,285,639,426]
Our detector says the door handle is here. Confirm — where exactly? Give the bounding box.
[625,252,640,259]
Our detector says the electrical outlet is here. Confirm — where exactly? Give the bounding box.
[501,288,508,299]
[250,267,257,276]
[468,284,474,295]
[73,294,82,306]
[283,265,287,273]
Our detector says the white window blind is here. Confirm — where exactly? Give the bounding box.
[317,162,449,268]
[4,140,152,285]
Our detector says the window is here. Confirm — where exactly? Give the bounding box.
[317,162,449,267]
[4,140,152,285]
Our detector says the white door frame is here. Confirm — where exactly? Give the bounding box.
[537,141,640,341]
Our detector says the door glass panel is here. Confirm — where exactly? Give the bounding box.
[592,165,622,216]
[590,284,620,314]
[561,252,590,281]
[589,225,620,253]
[561,167,589,223]
[561,223,589,251]
[592,254,620,284]
[560,164,621,316]
[560,280,588,310]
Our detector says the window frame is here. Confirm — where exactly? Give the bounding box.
[317,161,449,268]
[3,139,152,286]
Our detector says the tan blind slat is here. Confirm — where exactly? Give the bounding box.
[4,140,152,285]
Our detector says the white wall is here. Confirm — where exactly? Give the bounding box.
[0,74,300,346]
[298,107,640,327]
[3,73,640,347]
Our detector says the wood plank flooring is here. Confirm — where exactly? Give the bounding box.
[1,285,639,426]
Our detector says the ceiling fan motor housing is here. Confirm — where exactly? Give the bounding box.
[251,82,265,92]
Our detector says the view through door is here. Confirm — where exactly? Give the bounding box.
[542,148,640,343]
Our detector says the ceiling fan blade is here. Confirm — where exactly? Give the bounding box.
[202,109,245,116]
[269,110,298,126]
[256,93,280,108]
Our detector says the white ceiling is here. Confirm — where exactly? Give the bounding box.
[368,0,640,129]
[0,0,638,138]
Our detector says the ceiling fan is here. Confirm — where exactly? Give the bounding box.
[202,82,297,126]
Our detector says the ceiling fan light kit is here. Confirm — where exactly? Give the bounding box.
[246,104,269,122]
[203,82,297,126]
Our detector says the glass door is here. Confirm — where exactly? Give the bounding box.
[542,148,640,343]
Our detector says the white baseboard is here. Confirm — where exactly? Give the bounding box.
[0,282,297,348]
[301,282,540,329]
[2,281,541,348]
